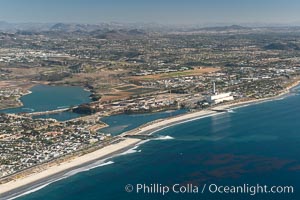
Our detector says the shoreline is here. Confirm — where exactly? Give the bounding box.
[0,84,34,111]
[0,138,141,199]
[1,79,299,199]
[0,81,94,112]
[121,79,300,137]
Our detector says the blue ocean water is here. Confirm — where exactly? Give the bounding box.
[100,109,187,135]
[0,85,91,121]
[16,88,300,200]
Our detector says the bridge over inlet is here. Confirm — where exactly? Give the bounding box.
[26,107,76,117]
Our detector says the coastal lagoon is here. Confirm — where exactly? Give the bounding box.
[15,87,300,200]
[0,85,91,121]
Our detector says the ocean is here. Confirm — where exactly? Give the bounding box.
[11,86,300,200]
[100,109,187,136]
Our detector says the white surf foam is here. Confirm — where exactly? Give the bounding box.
[7,178,63,200]
[5,160,115,200]
[8,186,46,200]
[118,145,141,155]
[64,160,115,177]
[148,112,222,136]
[6,110,225,199]
[78,161,115,172]
[153,135,175,140]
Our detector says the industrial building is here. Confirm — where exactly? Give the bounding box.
[206,82,234,104]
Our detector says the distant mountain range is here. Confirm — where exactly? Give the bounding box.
[0,21,160,32]
[198,25,252,31]
[0,22,149,39]
[49,23,102,32]
[1,21,300,34]
[0,21,54,32]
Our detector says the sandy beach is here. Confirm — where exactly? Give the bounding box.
[0,110,220,199]
[122,110,218,137]
[1,79,300,199]
[0,138,141,197]
[121,80,300,137]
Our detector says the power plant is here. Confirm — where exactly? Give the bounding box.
[206,82,234,104]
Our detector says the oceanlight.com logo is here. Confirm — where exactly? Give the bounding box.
[125,183,294,196]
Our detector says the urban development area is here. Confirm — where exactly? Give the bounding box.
[1,23,300,183]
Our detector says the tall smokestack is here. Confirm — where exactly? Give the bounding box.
[213,82,216,94]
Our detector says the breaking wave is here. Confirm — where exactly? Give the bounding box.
[118,145,141,155]
[152,135,175,140]
[6,160,115,200]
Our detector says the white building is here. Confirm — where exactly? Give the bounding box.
[206,82,234,104]
[207,92,234,104]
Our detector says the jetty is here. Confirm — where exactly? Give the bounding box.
[210,108,231,112]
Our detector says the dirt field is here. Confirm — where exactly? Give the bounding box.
[100,84,158,102]
[1,67,48,77]
[100,91,132,102]
[0,81,35,89]
[129,67,220,81]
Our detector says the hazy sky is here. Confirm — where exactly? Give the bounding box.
[0,0,300,24]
